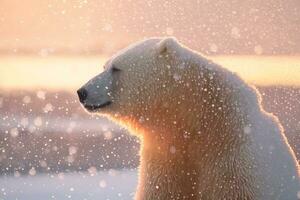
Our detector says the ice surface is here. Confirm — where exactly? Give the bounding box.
[0,169,137,200]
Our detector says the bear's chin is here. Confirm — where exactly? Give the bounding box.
[83,101,112,112]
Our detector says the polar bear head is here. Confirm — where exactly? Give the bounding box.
[77,37,196,133]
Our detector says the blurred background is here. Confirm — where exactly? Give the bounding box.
[0,0,299,199]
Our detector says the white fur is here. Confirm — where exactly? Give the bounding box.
[80,37,300,200]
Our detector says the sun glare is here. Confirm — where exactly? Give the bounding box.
[0,55,300,90]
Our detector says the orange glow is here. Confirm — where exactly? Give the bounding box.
[211,56,300,86]
[0,55,299,90]
[0,55,106,90]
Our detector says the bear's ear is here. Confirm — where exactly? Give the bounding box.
[157,37,180,55]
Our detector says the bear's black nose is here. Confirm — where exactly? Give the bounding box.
[77,88,88,103]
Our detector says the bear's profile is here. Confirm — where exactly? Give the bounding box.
[78,37,300,199]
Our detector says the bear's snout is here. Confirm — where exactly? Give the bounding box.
[77,70,114,112]
[77,88,88,103]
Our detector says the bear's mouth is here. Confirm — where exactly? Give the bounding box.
[84,101,112,111]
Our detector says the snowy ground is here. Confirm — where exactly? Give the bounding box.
[0,169,138,200]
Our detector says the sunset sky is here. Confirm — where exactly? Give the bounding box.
[0,0,299,90]
[0,0,299,54]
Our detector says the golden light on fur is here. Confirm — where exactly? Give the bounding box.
[79,38,300,199]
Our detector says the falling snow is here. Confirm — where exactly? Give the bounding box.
[0,0,299,199]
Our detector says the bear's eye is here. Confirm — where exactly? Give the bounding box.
[111,65,121,72]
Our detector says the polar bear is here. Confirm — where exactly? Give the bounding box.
[77,37,300,199]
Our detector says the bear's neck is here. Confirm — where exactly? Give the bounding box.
[133,96,251,199]
[135,132,201,200]
[134,119,248,200]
